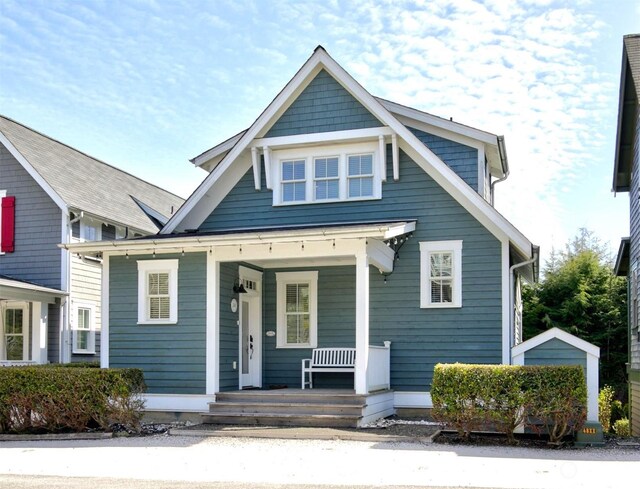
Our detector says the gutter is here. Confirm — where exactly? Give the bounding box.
[508,245,540,363]
[490,136,509,206]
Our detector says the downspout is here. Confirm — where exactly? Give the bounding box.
[508,246,539,364]
[490,136,509,206]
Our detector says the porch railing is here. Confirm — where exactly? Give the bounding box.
[367,341,391,392]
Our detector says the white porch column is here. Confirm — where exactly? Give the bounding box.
[206,250,220,395]
[30,302,48,364]
[355,251,370,394]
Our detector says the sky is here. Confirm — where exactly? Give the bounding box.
[1,0,639,267]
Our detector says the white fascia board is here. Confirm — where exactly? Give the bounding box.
[377,98,498,146]
[191,130,247,168]
[511,327,600,358]
[397,138,531,256]
[163,48,531,257]
[162,53,329,234]
[62,221,416,254]
[0,131,68,212]
[253,127,394,149]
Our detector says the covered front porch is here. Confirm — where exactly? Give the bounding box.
[0,275,66,365]
[204,220,415,397]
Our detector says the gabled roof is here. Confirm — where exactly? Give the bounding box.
[614,237,630,276]
[0,115,184,234]
[164,46,533,258]
[613,34,640,192]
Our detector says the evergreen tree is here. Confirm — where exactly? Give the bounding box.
[522,229,627,394]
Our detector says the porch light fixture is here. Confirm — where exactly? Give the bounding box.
[233,280,248,294]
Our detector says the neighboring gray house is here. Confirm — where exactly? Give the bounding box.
[613,34,640,436]
[0,115,184,366]
[69,47,541,424]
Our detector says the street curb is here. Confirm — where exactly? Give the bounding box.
[169,426,437,443]
[0,432,114,442]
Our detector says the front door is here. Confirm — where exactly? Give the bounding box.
[238,267,262,389]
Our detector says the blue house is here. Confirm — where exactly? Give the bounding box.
[69,47,539,425]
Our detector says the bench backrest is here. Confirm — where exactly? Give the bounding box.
[311,348,356,367]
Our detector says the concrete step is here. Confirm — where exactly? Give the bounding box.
[209,401,364,416]
[214,392,367,405]
[201,412,361,428]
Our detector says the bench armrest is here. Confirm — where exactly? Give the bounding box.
[302,358,311,369]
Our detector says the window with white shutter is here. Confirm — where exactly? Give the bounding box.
[137,260,179,324]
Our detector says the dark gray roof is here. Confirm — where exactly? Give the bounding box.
[0,115,184,233]
[624,35,640,100]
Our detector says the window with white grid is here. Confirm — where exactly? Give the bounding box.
[420,241,462,308]
[276,271,318,348]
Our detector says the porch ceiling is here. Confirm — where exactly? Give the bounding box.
[0,275,67,304]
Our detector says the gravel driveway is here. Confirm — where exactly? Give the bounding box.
[1,434,638,489]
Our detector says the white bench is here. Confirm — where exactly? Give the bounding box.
[301,347,356,389]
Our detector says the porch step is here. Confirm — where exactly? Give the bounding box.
[214,391,367,405]
[201,412,361,428]
[209,401,364,416]
[203,389,376,428]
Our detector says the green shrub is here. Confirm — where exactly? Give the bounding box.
[431,364,527,442]
[431,363,587,444]
[598,385,615,433]
[613,418,631,437]
[0,366,145,434]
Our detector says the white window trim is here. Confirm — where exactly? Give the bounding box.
[137,259,179,325]
[1,302,29,362]
[0,189,6,255]
[420,240,463,308]
[276,271,318,349]
[271,141,381,206]
[80,218,102,242]
[72,302,96,354]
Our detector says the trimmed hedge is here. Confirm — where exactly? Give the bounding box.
[0,365,146,434]
[431,363,587,443]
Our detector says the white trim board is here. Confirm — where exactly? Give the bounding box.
[142,393,216,412]
[394,391,433,408]
[511,327,600,358]
[160,47,533,259]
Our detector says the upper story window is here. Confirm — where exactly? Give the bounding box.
[272,142,381,206]
[282,159,306,202]
[420,240,463,308]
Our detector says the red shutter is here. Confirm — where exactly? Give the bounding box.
[1,196,15,253]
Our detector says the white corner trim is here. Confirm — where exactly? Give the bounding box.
[0,131,68,211]
[586,353,599,422]
[142,393,216,412]
[511,327,600,358]
[101,253,110,368]
[501,240,511,364]
[394,391,433,408]
[251,147,261,191]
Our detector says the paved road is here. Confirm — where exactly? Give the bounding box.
[1,435,638,489]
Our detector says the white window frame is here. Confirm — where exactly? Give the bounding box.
[0,189,6,255]
[281,158,307,203]
[276,271,318,349]
[137,259,179,325]
[313,155,340,201]
[420,240,463,308]
[271,142,381,206]
[72,303,96,354]
[347,152,375,199]
[80,218,102,242]
[1,302,29,362]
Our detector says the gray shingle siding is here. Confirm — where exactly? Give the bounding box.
[408,127,479,191]
[0,145,62,289]
[109,253,207,394]
[47,304,60,363]
[630,106,640,371]
[264,69,382,138]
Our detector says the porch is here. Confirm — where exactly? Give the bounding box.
[203,388,395,428]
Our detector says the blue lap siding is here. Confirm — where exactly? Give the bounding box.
[200,150,503,392]
[109,253,207,394]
